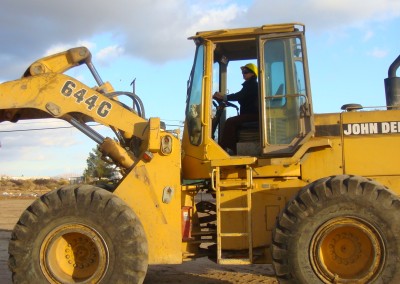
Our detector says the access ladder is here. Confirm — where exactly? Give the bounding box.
[213,164,253,264]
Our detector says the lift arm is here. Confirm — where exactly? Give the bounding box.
[0,47,164,170]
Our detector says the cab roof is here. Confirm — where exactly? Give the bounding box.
[189,23,305,62]
[189,23,304,41]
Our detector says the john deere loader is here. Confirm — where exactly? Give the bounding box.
[1,23,400,283]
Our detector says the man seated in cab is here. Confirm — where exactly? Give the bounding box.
[213,63,259,155]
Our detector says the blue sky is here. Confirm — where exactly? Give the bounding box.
[0,0,399,177]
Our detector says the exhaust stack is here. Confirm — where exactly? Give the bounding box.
[385,54,400,109]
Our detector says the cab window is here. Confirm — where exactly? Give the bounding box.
[263,37,306,145]
[186,45,204,146]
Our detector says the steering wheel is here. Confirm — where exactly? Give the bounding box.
[211,98,239,139]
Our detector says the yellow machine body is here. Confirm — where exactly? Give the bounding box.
[2,23,400,283]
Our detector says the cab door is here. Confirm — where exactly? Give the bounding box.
[258,31,314,156]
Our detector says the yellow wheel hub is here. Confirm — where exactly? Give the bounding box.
[311,217,384,283]
[40,224,108,283]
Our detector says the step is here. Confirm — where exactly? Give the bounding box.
[218,258,252,265]
[219,207,249,212]
[220,232,249,237]
[219,180,249,188]
[191,230,217,236]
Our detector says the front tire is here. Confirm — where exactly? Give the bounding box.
[272,175,400,283]
[8,185,148,283]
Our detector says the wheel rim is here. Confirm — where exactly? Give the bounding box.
[310,217,384,283]
[40,223,109,283]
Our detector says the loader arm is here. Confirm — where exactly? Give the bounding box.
[0,47,163,171]
[24,46,91,77]
[2,47,184,267]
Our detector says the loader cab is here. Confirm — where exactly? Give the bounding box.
[182,24,314,179]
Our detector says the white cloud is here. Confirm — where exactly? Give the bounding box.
[0,0,249,78]
[0,120,80,156]
[0,0,399,80]
[246,0,400,30]
[363,30,374,42]
[19,147,47,161]
[0,119,92,176]
[95,45,125,65]
[38,135,79,147]
[367,48,389,58]
[188,3,246,31]
[45,41,97,57]
[45,44,78,57]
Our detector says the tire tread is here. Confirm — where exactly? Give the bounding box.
[8,185,148,283]
[272,175,400,283]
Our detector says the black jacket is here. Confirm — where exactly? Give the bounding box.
[226,77,258,115]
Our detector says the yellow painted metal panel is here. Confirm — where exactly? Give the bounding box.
[301,137,344,182]
[190,23,301,40]
[219,177,306,250]
[113,137,183,264]
[0,73,148,138]
[342,110,400,177]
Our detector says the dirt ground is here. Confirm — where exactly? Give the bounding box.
[0,198,278,284]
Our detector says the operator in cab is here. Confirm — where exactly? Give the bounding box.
[213,63,259,154]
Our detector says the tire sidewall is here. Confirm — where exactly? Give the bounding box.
[293,199,398,283]
[275,176,400,284]
[9,186,148,284]
[29,215,117,283]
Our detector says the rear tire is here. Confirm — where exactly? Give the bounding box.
[272,175,400,283]
[8,185,148,283]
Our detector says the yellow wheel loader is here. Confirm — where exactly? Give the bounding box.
[1,23,400,283]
